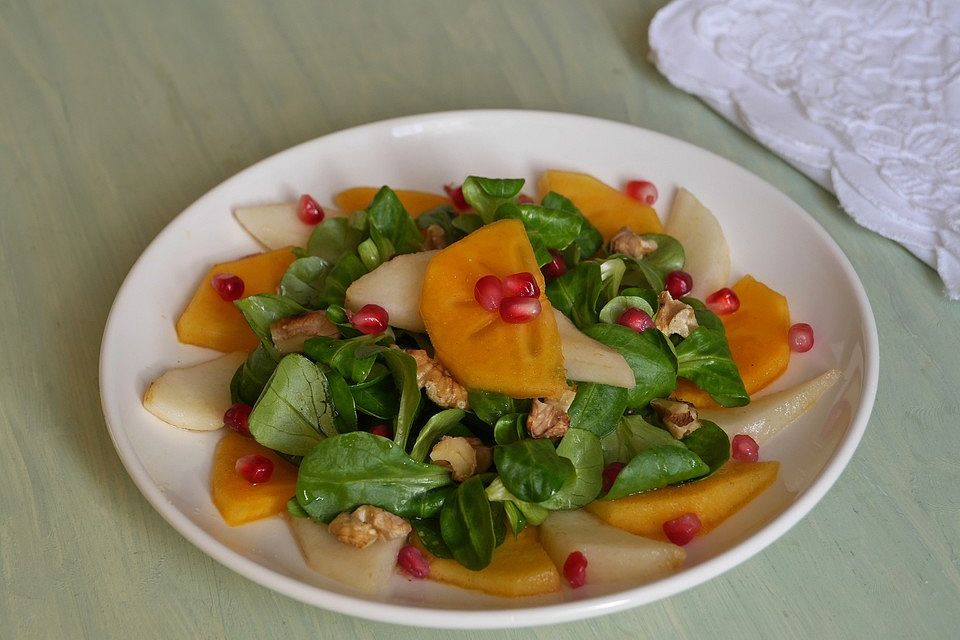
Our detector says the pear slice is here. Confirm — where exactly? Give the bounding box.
[664,188,730,299]
[287,515,405,595]
[699,369,842,444]
[234,203,346,250]
[539,509,685,586]
[143,351,246,430]
[553,310,634,388]
[345,251,438,332]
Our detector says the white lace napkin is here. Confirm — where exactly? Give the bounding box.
[649,0,960,299]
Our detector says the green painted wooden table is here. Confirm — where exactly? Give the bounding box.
[2,1,957,638]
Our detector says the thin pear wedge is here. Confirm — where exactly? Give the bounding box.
[143,351,246,430]
[699,369,842,444]
[664,188,730,299]
[234,203,346,249]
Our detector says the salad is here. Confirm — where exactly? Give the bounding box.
[143,171,836,597]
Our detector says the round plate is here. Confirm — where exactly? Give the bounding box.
[99,110,878,629]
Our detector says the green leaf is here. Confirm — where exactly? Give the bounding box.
[296,431,451,521]
[599,257,627,305]
[584,323,678,409]
[546,262,603,329]
[493,439,575,503]
[494,202,582,250]
[640,233,685,274]
[230,344,279,406]
[461,176,524,222]
[326,371,357,433]
[485,477,549,526]
[493,413,527,445]
[675,328,749,407]
[541,191,602,257]
[410,409,467,462]
[567,382,629,438]
[598,295,655,325]
[350,374,400,419]
[320,254,369,307]
[451,213,483,235]
[683,297,726,334]
[440,476,496,570]
[600,414,683,465]
[248,354,336,456]
[467,389,531,426]
[234,294,308,353]
[603,445,709,500]
[403,485,456,519]
[357,237,382,271]
[366,186,425,256]
[538,428,603,510]
[681,419,730,474]
[279,256,331,309]
[412,518,454,559]
[355,345,422,450]
[306,217,365,264]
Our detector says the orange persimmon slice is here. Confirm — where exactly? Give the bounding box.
[419,219,567,398]
[211,431,299,526]
[674,275,791,407]
[334,187,450,217]
[176,247,296,352]
[536,170,663,240]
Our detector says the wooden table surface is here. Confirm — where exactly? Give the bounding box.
[2,1,958,638]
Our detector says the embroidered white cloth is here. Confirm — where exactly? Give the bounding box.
[649,0,960,298]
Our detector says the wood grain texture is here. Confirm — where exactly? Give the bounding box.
[1,0,958,638]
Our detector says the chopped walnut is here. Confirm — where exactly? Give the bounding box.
[429,436,491,481]
[608,227,659,259]
[270,311,340,354]
[654,291,699,338]
[404,349,469,409]
[328,505,412,549]
[424,223,447,250]
[526,389,576,439]
[651,398,702,439]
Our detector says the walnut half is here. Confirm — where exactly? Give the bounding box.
[526,389,577,439]
[328,505,412,549]
[404,349,470,409]
[654,291,699,338]
[429,436,492,482]
[650,398,702,439]
[608,227,659,259]
[270,311,340,354]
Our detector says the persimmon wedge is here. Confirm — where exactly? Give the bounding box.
[211,432,299,526]
[419,219,567,398]
[334,187,449,217]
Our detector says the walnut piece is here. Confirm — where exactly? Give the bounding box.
[650,398,702,439]
[429,436,491,481]
[654,291,699,338]
[526,389,576,439]
[328,505,412,549]
[270,311,340,354]
[608,227,659,259]
[404,349,469,409]
[424,223,447,250]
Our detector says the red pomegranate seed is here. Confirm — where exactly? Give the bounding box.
[732,434,760,462]
[297,194,325,224]
[502,272,540,298]
[211,273,244,301]
[541,249,567,279]
[788,322,815,352]
[665,270,693,299]
[563,551,588,588]
[351,304,389,334]
[397,544,430,579]
[368,423,393,439]
[474,275,504,311]
[500,296,542,323]
[624,180,659,206]
[223,403,253,436]
[235,454,274,485]
[663,513,701,546]
[617,307,654,332]
[518,194,535,204]
[444,183,470,211]
[705,287,740,315]
[601,462,625,494]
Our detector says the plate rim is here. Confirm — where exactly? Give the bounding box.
[99,108,880,629]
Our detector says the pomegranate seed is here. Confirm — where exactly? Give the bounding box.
[518,194,535,204]
[601,462,625,494]
[368,423,393,439]
[617,307,654,332]
[663,513,701,546]
[500,296,542,323]
[235,454,274,485]
[351,304,389,334]
[624,180,659,206]
[705,287,740,315]
[502,272,540,298]
[788,322,815,352]
[397,544,430,579]
[444,183,470,211]
[541,250,567,279]
[223,403,253,436]
[665,270,693,299]
[474,275,504,311]
[211,273,244,301]
[297,194,325,225]
[563,551,588,589]
[732,434,760,462]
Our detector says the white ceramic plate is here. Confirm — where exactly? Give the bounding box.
[100,110,878,629]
